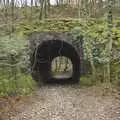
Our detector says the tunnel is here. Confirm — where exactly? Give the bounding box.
[29,32,82,84]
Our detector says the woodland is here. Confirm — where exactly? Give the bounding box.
[0,0,120,96]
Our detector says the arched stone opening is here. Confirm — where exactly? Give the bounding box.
[31,39,80,83]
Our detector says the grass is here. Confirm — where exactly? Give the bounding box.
[79,76,93,87]
[0,72,37,97]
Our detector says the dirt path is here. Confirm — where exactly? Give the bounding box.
[2,85,120,120]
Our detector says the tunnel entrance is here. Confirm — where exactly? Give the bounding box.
[32,39,80,83]
[51,56,73,79]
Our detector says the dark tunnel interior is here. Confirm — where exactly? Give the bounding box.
[32,40,80,84]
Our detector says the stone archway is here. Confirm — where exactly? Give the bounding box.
[29,32,81,84]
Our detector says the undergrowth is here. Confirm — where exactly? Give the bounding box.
[0,19,120,97]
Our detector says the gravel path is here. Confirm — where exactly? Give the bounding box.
[8,85,120,120]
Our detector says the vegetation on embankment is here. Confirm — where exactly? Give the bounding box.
[20,19,120,86]
[10,18,120,35]
[0,36,37,97]
[0,18,120,97]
